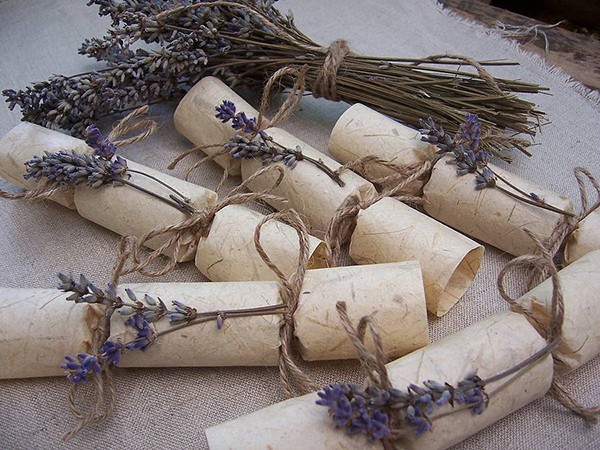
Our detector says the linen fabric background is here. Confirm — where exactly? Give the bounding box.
[0,1,599,449]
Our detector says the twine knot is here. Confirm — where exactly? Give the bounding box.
[312,39,350,101]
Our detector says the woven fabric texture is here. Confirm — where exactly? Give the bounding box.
[0,0,598,449]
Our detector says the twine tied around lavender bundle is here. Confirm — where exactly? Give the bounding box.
[498,230,600,424]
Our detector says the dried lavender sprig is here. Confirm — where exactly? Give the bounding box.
[424,114,574,217]
[58,273,287,382]
[217,100,345,186]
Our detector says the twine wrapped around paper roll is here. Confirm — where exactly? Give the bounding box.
[563,210,600,265]
[205,311,552,450]
[349,197,484,316]
[0,289,95,379]
[295,261,428,360]
[423,155,574,256]
[174,76,258,175]
[515,249,600,375]
[0,122,92,208]
[328,103,436,194]
[195,204,327,281]
[240,127,377,237]
[0,261,429,378]
[75,159,218,262]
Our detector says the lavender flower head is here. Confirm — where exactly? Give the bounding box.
[124,314,154,351]
[60,353,101,384]
[84,124,116,159]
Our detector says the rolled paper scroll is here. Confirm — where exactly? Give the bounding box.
[563,210,600,265]
[0,289,95,379]
[0,122,92,208]
[240,127,377,237]
[349,197,484,316]
[195,204,327,281]
[295,261,429,361]
[205,311,552,450]
[423,155,574,256]
[174,76,258,175]
[0,262,428,378]
[328,103,436,194]
[74,159,218,262]
[516,249,600,375]
[173,76,377,238]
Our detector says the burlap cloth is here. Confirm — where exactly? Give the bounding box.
[0,1,598,449]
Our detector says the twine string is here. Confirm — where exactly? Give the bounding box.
[253,208,319,397]
[498,229,599,424]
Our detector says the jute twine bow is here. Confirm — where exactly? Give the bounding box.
[0,105,157,202]
[110,163,288,285]
[325,158,433,267]
[498,230,600,424]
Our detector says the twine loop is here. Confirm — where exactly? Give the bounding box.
[498,229,599,424]
[312,39,350,101]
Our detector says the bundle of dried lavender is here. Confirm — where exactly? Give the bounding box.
[3,0,546,157]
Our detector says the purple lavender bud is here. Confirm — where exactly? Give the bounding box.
[100,340,123,366]
[84,125,117,160]
[215,100,236,123]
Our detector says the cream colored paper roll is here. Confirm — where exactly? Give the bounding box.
[516,249,600,375]
[195,204,327,281]
[174,77,259,175]
[0,289,94,379]
[384,310,552,450]
[206,311,552,450]
[564,210,600,265]
[0,122,93,208]
[296,261,429,361]
[350,197,484,317]
[423,156,574,256]
[328,103,436,194]
[74,160,218,262]
[114,282,283,367]
[241,127,377,238]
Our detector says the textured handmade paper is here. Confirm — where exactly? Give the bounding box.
[75,159,218,262]
[350,197,484,316]
[295,261,429,360]
[328,103,436,194]
[517,250,600,375]
[423,155,574,256]
[195,204,327,281]
[0,122,92,208]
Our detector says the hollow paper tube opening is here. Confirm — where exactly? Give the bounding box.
[328,103,436,195]
[383,310,552,450]
[174,76,260,176]
[195,204,326,282]
[349,197,483,316]
[74,160,218,262]
[423,155,574,256]
[0,288,94,379]
[516,249,600,375]
[563,210,600,265]
[240,127,377,238]
[295,261,429,361]
[114,282,283,368]
[0,122,93,208]
[205,311,551,450]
